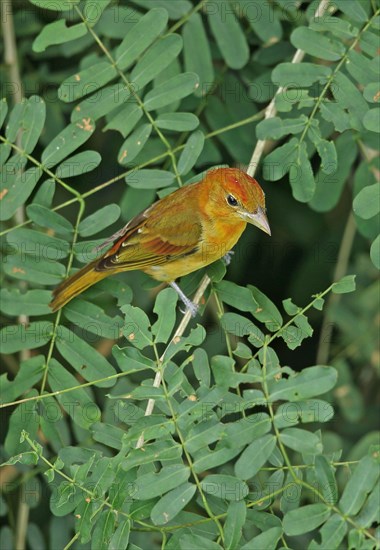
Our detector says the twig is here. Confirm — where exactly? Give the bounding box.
[2,2,29,548]
[316,213,356,364]
[246,0,331,177]
[136,275,210,448]
[1,0,23,104]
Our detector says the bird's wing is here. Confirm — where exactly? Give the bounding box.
[95,198,202,271]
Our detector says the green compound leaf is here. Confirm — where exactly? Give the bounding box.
[4,391,40,455]
[29,0,80,10]
[115,8,169,71]
[144,73,199,111]
[246,2,282,43]
[48,359,101,430]
[241,527,282,550]
[339,453,380,516]
[133,465,190,500]
[279,428,323,455]
[71,84,131,123]
[0,289,52,316]
[370,234,380,269]
[26,204,74,236]
[152,287,178,344]
[183,13,214,97]
[131,34,183,90]
[126,169,175,189]
[78,204,120,237]
[289,141,315,203]
[363,108,380,133]
[3,255,65,285]
[33,20,87,53]
[283,504,331,536]
[216,280,258,312]
[235,434,276,480]
[108,520,131,550]
[309,514,347,550]
[7,228,70,260]
[155,112,199,132]
[150,482,196,525]
[268,365,338,402]
[59,62,117,103]
[272,63,331,87]
[262,138,299,181]
[55,325,117,386]
[121,304,153,349]
[332,275,356,294]
[0,321,53,354]
[118,124,152,165]
[0,355,44,405]
[208,0,249,69]
[256,116,307,140]
[334,0,370,22]
[353,183,380,219]
[224,501,246,550]
[63,299,123,340]
[179,534,222,550]
[1,166,43,221]
[177,130,205,175]
[55,151,102,179]
[249,285,283,330]
[201,474,249,501]
[291,27,345,61]
[41,119,95,169]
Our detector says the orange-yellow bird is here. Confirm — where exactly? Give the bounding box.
[50,167,270,314]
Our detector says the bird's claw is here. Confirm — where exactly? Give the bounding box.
[222,250,235,266]
[179,302,198,318]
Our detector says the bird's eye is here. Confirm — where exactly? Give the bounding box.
[227,194,238,207]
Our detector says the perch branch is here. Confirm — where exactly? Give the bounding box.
[246,0,331,177]
[136,275,210,448]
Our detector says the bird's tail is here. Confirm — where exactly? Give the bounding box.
[49,260,109,312]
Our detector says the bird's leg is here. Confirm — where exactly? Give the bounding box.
[169,281,198,317]
[222,250,235,266]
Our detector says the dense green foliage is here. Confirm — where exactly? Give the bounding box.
[0,1,379,549]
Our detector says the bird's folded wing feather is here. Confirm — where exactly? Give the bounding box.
[96,197,202,271]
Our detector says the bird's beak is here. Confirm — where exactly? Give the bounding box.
[240,206,271,236]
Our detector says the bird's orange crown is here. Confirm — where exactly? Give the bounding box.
[204,167,265,211]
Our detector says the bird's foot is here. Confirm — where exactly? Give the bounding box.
[222,250,235,266]
[179,301,198,318]
[170,281,198,318]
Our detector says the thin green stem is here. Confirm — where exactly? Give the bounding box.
[297,9,380,153]
[39,199,85,396]
[166,0,208,34]
[22,434,154,532]
[0,134,82,199]
[261,340,300,482]
[63,533,80,550]
[213,291,233,358]
[159,370,226,543]
[75,6,183,186]
[0,366,154,409]
[260,342,376,542]
[213,288,247,419]
[241,284,335,374]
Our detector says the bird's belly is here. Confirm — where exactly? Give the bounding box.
[143,228,244,282]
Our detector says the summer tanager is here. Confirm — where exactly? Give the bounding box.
[49,167,270,314]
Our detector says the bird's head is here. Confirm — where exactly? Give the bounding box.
[206,167,271,235]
